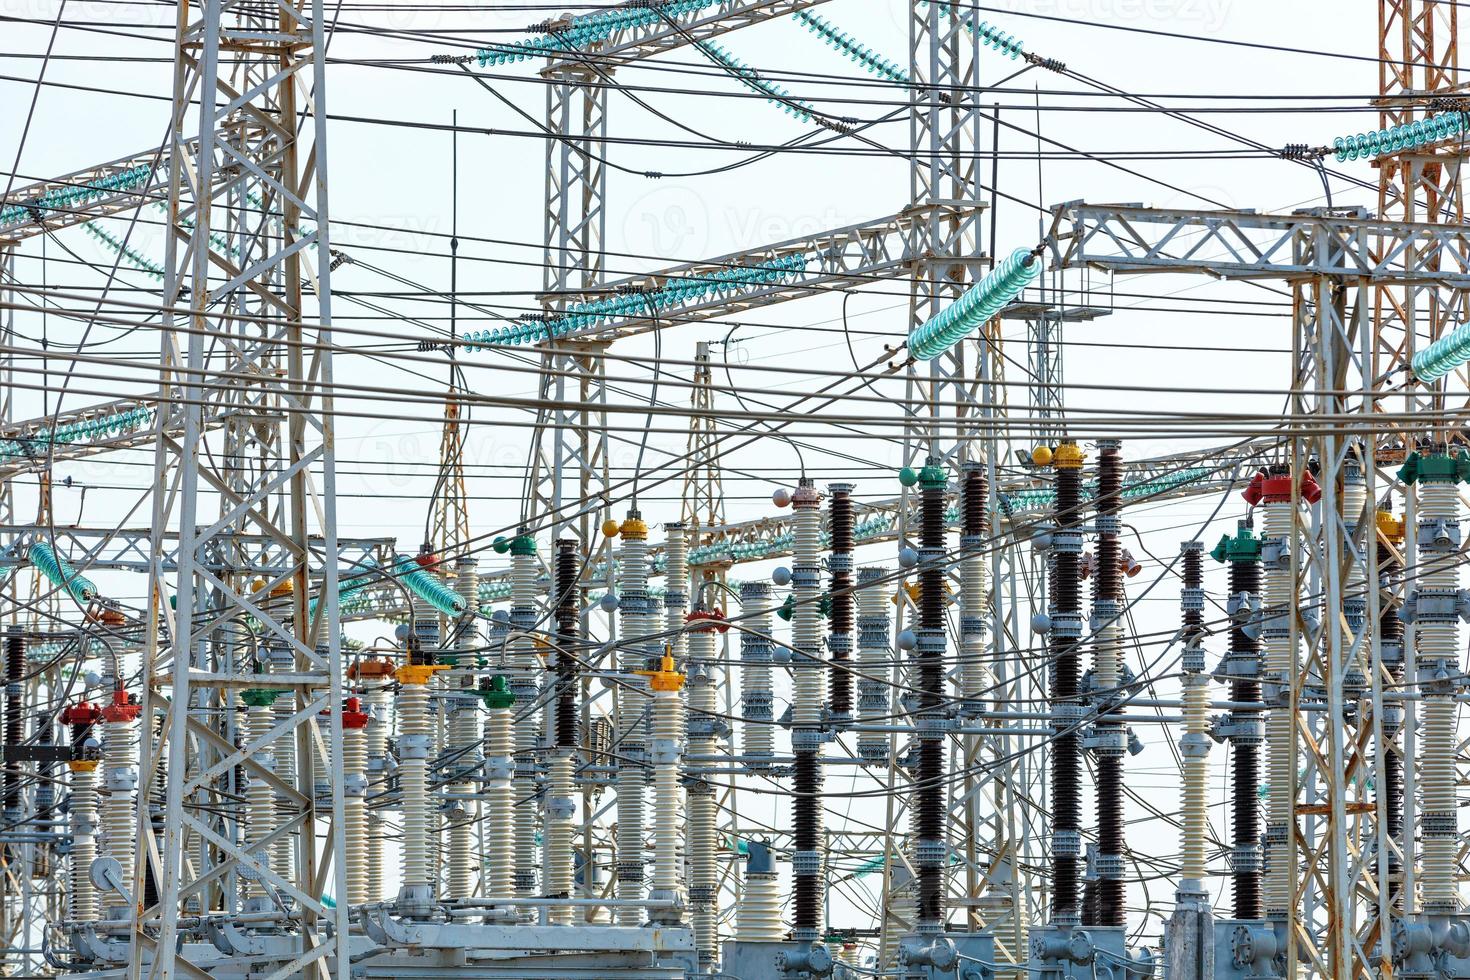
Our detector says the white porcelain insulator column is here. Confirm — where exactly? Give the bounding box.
[364,684,390,903]
[615,515,652,925]
[396,678,432,910]
[1261,493,1298,919]
[687,624,719,966]
[1180,674,1210,884]
[1416,469,1462,912]
[544,752,576,924]
[68,764,98,921]
[736,842,784,941]
[738,582,775,764]
[508,536,542,902]
[343,716,370,907]
[483,681,515,907]
[240,702,274,903]
[446,695,481,902]
[664,523,690,663]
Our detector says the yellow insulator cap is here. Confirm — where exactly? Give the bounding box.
[250,577,268,593]
[1377,510,1406,544]
[639,653,685,693]
[394,664,448,685]
[1031,445,1053,467]
[66,760,99,773]
[601,518,622,538]
[1053,441,1086,470]
[269,579,294,598]
[620,516,648,540]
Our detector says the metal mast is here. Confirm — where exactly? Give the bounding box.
[136,1,347,977]
[682,342,726,545]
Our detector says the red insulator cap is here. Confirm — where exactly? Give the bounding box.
[61,701,101,726]
[1241,472,1266,506]
[686,608,730,633]
[1119,548,1142,578]
[1299,471,1322,505]
[1259,475,1296,504]
[100,689,140,723]
[414,551,440,570]
[341,695,370,729]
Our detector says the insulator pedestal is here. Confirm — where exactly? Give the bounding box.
[735,841,783,942]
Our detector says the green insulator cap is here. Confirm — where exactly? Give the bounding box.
[777,594,795,622]
[898,466,919,487]
[510,535,536,557]
[819,593,832,619]
[1408,451,1470,485]
[1398,451,1421,485]
[492,536,510,554]
[437,654,459,667]
[1210,527,1262,564]
[480,674,514,709]
[918,461,948,490]
[1411,449,1470,484]
[240,689,280,708]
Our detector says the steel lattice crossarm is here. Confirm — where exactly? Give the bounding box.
[0,140,204,246]
[0,396,239,479]
[0,525,391,576]
[467,207,964,350]
[536,0,837,71]
[1047,201,1470,285]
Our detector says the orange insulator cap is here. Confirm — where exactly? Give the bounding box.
[100,689,140,724]
[348,659,396,680]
